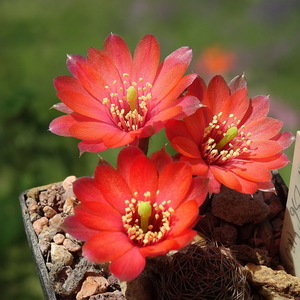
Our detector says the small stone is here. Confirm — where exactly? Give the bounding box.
[50,243,73,266]
[211,186,270,226]
[39,239,51,255]
[53,233,65,245]
[254,218,274,252]
[26,187,40,200]
[196,212,219,235]
[271,218,284,232]
[33,217,49,235]
[63,238,81,252]
[26,198,38,213]
[63,196,77,215]
[30,212,40,222]
[230,245,271,265]
[43,206,57,218]
[39,226,57,241]
[212,223,238,246]
[268,196,284,220]
[245,263,300,298]
[49,214,64,232]
[76,275,109,299]
[62,175,76,191]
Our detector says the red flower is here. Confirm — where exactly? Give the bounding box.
[50,34,200,153]
[62,146,208,281]
[165,75,295,194]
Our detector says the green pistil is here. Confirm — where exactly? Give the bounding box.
[138,201,152,233]
[216,127,238,151]
[126,86,137,111]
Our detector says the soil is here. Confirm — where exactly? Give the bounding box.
[20,171,300,300]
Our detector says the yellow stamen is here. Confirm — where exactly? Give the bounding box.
[138,201,152,233]
[126,86,137,111]
[216,127,238,151]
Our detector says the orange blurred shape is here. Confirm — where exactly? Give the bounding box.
[196,45,236,75]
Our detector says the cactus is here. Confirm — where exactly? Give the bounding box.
[151,241,251,300]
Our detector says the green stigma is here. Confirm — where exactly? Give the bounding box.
[126,86,137,111]
[138,201,152,233]
[216,127,238,151]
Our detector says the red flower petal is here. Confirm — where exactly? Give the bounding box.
[171,136,201,158]
[102,129,136,148]
[181,156,209,176]
[168,94,202,120]
[226,160,271,182]
[186,75,207,102]
[165,119,193,142]
[243,95,270,125]
[228,74,247,93]
[206,75,230,113]
[73,177,107,204]
[154,74,197,109]
[51,102,73,114]
[94,164,132,214]
[210,165,258,194]
[69,122,118,140]
[152,47,193,100]
[117,146,144,184]
[246,139,284,158]
[103,34,133,77]
[109,247,145,282]
[66,54,86,78]
[168,200,199,237]
[62,216,98,241]
[49,115,76,136]
[257,181,275,192]
[75,202,123,232]
[156,162,192,209]
[132,34,160,84]
[222,87,250,121]
[136,120,165,139]
[271,131,295,150]
[83,231,133,263]
[54,76,90,96]
[150,146,173,174]
[185,176,209,206]
[184,109,207,145]
[209,165,242,191]
[149,106,182,124]
[85,47,122,87]
[244,117,283,140]
[251,153,290,169]
[139,238,178,257]
[78,140,108,153]
[129,155,158,200]
[56,90,108,120]
[168,230,197,249]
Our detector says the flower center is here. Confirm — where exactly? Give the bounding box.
[122,191,174,247]
[201,112,252,165]
[101,73,153,132]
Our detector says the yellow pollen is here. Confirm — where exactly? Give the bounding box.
[216,126,238,151]
[126,86,137,111]
[138,201,152,233]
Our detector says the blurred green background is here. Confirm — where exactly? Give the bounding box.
[1,0,299,299]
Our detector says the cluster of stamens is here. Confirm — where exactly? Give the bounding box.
[122,191,174,246]
[101,73,153,132]
[201,112,252,164]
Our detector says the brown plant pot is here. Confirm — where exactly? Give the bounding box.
[19,184,58,300]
